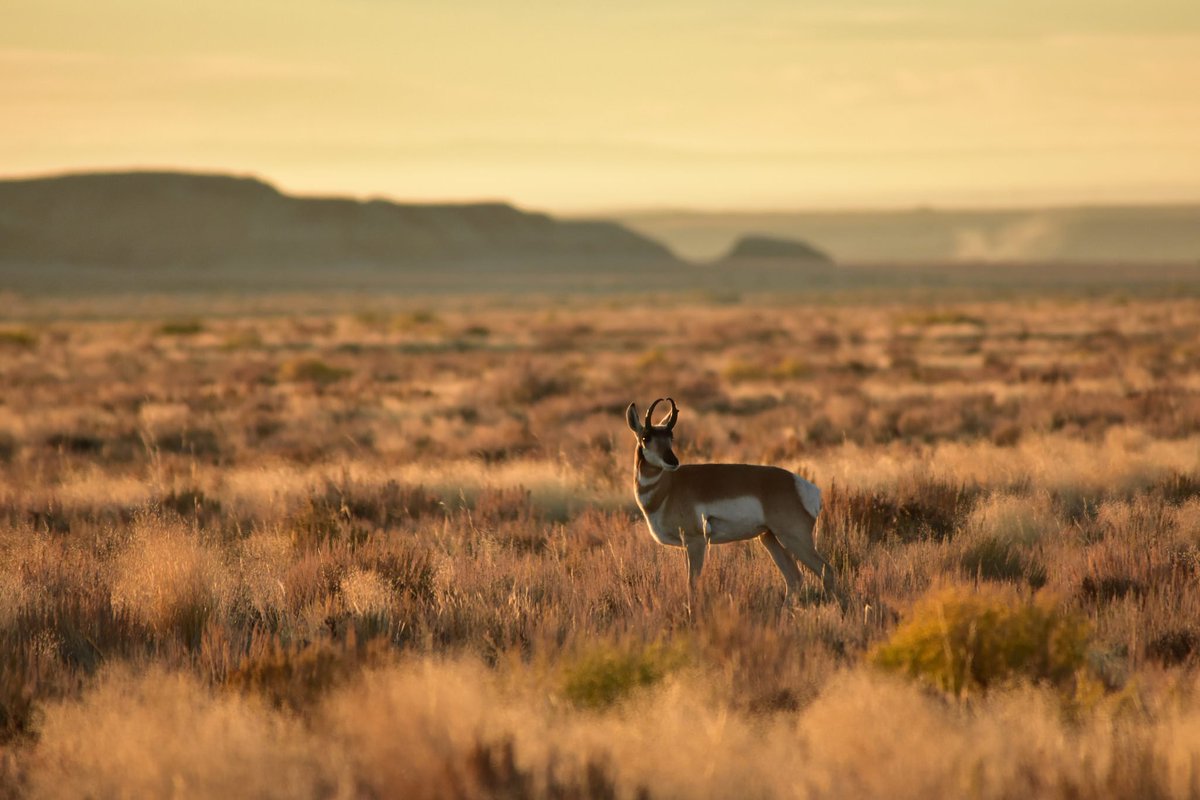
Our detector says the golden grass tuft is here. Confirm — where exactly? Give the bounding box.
[0,569,30,630]
[108,518,229,644]
[965,491,1056,546]
[28,667,341,800]
[339,567,393,617]
[233,530,292,621]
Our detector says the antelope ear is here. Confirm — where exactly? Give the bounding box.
[625,402,642,435]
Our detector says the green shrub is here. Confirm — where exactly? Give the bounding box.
[561,641,685,709]
[770,357,812,381]
[277,357,351,386]
[900,310,986,327]
[870,585,1090,699]
[220,328,263,351]
[393,309,441,331]
[158,320,205,336]
[0,328,36,349]
[722,358,767,383]
[635,348,667,369]
[723,356,813,383]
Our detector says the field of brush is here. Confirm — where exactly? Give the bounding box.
[1,289,1200,798]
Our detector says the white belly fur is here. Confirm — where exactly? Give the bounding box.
[639,476,822,547]
[697,496,766,543]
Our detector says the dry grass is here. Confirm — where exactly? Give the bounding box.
[1,292,1199,797]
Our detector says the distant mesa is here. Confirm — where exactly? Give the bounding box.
[0,170,679,277]
[717,234,835,267]
[621,205,1200,265]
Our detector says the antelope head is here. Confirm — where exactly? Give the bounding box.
[625,397,680,471]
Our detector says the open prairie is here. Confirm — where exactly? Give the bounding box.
[2,287,1200,798]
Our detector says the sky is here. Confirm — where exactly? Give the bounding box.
[4,0,1200,211]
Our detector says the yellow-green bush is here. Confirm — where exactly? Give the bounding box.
[277,357,351,385]
[770,357,812,380]
[560,641,685,710]
[870,585,1090,699]
[722,358,768,383]
[0,327,37,348]
[158,319,205,336]
[722,356,811,383]
[635,347,667,369]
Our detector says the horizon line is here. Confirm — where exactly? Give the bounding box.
[4,165,1200,218]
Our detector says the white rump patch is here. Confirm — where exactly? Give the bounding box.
[793,475,822,519]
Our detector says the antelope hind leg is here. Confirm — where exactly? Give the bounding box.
[776,522,845,608]
[794,548,841,602]
[758,530,804,602]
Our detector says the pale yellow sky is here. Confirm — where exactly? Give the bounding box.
[4,1,1200,211]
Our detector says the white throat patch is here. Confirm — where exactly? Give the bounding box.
[641,447,678,471]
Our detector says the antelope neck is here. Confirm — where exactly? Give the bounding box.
[635,448,672,512]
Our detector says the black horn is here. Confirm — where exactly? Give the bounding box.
[643,398,664,434]
[662,397,679,430]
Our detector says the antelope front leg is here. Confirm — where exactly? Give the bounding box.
[685,531,708,614]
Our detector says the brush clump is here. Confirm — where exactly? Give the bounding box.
[870,585,1090,698]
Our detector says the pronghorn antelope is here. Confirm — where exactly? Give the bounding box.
[626,397,839,608]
